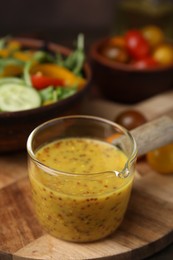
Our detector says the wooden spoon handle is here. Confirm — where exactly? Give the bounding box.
[130,115,173,156]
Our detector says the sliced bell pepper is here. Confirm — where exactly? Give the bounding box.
[0,49,9,58]
[0,41,21,58]
[13,50,35,62]
[30,63,86,89]
[31,74,65,89]
[0,64,23,77]
[7,40,21,51]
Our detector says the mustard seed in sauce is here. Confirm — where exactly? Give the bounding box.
[29,137,134,242]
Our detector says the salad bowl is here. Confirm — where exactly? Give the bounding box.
[0,36,91,152]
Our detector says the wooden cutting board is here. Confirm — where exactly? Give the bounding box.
[1,90,173,260]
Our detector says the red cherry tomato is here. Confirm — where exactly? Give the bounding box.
[133,56,158,69]
[31,74,65,90]
[108,36,126,49]
[115,109,147,130]
[100,45,129,63]
[125,30,150,60]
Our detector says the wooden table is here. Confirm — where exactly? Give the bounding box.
[1,90,173,260]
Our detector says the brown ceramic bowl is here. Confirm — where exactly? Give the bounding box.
[89,37,173,104]
[0,38,91,153]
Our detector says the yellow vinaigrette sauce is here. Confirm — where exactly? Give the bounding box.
[29,138,133,242]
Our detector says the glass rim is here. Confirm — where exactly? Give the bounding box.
[27,115,137,177]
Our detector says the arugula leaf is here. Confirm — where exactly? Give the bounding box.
[56,86,77,100]
[39,86,77,103]
[23,60,32,87]
[55,53,64,66]
[33,51,54,63]
[61,34,85,75]
[39,86,55,102]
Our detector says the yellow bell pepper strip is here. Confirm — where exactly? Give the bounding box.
[6,40,21,51]
[0,58,24,77]
[30,63,86,89]
[12,50,35,62]
[0,39,21,58]
[23,52,50,87]
[0,64,23,77]
[0,49,9,58]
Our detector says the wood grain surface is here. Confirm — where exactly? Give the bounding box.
[1,90,173,260]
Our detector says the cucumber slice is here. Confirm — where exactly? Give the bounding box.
[0,83,41,112]
[0,77,25,86]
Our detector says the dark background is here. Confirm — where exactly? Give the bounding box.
[1,0,173,50]
[0,0,116,49]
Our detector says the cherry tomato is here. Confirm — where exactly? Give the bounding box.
[125,30,150,60]
[108,36,126,49]
[100,45,129,63]
[147,143,173,174]
[152,44,173,65]
[106,133,121,143]
[132,56,158,69]
[114,109,147,130]
[142,25,164,48]
[31,74,65,90]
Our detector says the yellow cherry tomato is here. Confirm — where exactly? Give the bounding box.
[147,143,173,174]
[152,44,173,65]
[142,25,164,48]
